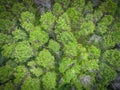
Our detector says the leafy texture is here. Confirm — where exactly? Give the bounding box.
[48,39,60,53]
[40,12,56,33]
[14,41,33,63]
[21,76,40,90]
[29,26,49,50]
[0,65,13,83]
[36,49,55,70]
[42,72,56,90]
[0,1,119,90]
[13,65,27,85]
[103,49,120,70]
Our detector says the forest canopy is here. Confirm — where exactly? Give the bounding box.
[0,0,120,90]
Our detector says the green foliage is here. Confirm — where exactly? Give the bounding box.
[0,11,13,20]
[57,31,76,45]
[20,11,35,33]
[98,63,117,86]
[63,42,78,57]
[55,0,70,10]
[0,33,11,45]
[40,12,56,33]
[53,3,64,16]
[4,81,15,90]
[1,43,15,58]
[0,5,6,12]
[42,72,56,90]
[11,2,26,17]
[36,49,55,70]
[12,28,27,41]
[55,13,71,34]
[102,31,120,49]
[111,21,120,31]
[84,1,93,14]
[99,0,117,15]
[93,10,103,23]
[78,21,95,36]
[85,13,94,21]
[103,49,120,70]
[0,19,14,33]
[21,76,40,90]
[48,39,60,53]
[27,60,36,67]
[21,22,34,33]
[62,64,80,83]
[20,11,35,24]
[66,8,79,28]
[77,44,88,61]
[102,32,115,49]
[0,1,119,90]
[100,15,114,26]
[29,26,49,50]
[13,65,27,85]
[87,45,101,59]
[59,57,74,73]
[30,67,43,77]
[72,0,85,13]
[96,15,114,34]
[81,59,99,73]
[0,65,13,83]
[14,41,33,63]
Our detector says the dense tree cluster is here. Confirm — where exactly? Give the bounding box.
[0,0,120,90]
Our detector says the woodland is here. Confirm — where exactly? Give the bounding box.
[0,0,120,90]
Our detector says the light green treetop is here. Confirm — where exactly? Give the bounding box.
[0,19,14,33]
[87,45,101,59]
[55,13,71,34]
[0,65,13,83]
[93,10,103,23]
[29,26,49,50]
[63,42,78,57]
[66,7,79,28]
[13,65,27,85]
[42,72,56,90]
[62,64,80,83]
[14,41,33,63]
[84,1,93,14]
[1,43,15,58]
[103,49,120,70]
[78,21,95,36]
[57,31,77,45]
[29,67,43,77]
[55,0,70,9]
[77,44,88,61]
[21,22,34,33]
[40,12,56,33]
[72,0,85,13]
[80,59,99,74]
[59,57,75,73]
[35,49,55,70]
[20,11,35,33]
[53,3,64,16]
[20,11,35,24]
[0,33,11,46]
[12,28,27,41]
[48,39,60,53]
[21,76,40,90]
[97,15,114,34]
